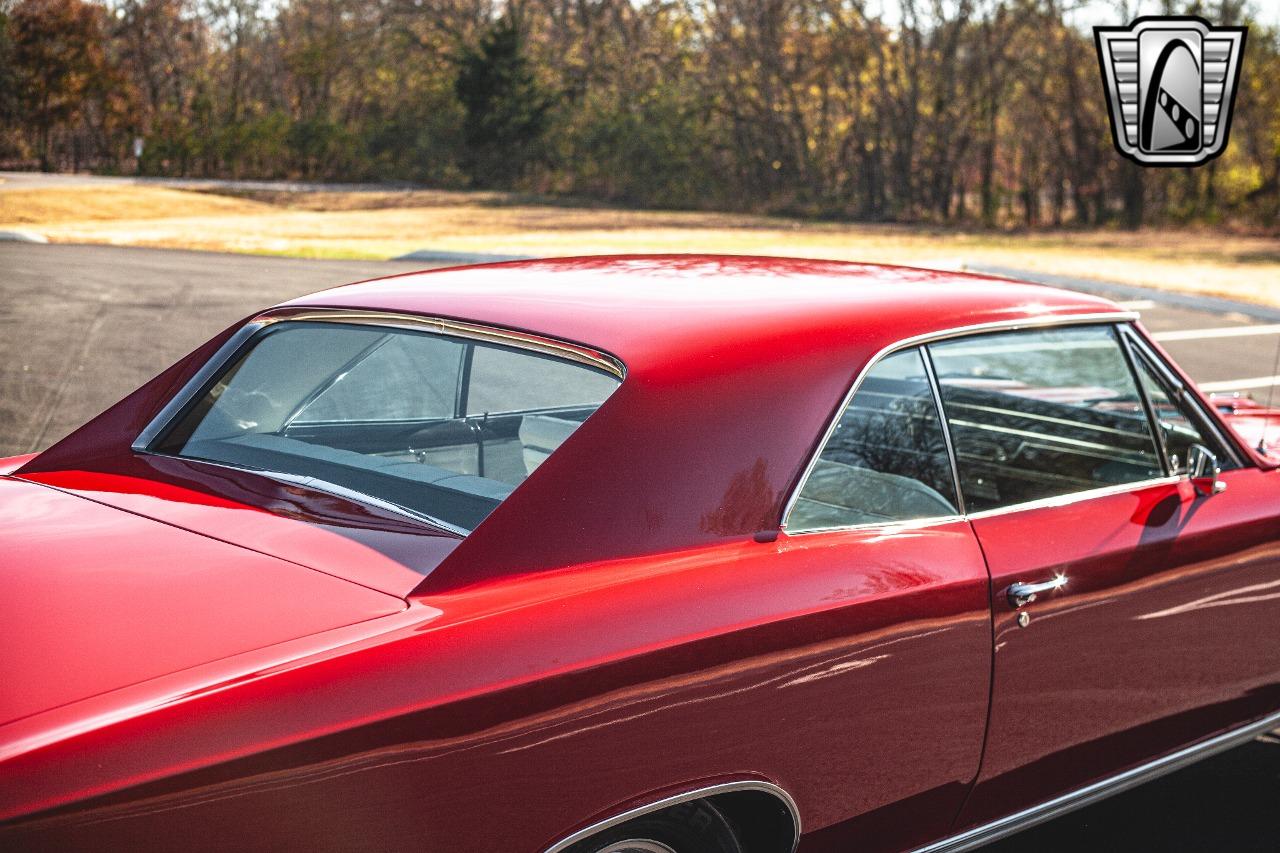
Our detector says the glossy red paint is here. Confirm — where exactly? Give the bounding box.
[1,524,990,853]
[1213,395,1280,461]
[21,456,454,596]
[0,476,404,727]
[1,256,1276,853]
[955,468,1280,829]
[0,454,37,476]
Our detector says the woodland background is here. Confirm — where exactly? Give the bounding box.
[1,0,1276,230]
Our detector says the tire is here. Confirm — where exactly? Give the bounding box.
[566,800,744,853]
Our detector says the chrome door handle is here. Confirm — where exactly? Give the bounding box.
[1006,576,1068,609]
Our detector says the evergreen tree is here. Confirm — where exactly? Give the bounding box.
[454,16,551,188]
[8,0,112,171]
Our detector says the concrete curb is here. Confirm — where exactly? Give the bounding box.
[394,250,534,264]
[0,230,48,244]
[968,264,1280,323]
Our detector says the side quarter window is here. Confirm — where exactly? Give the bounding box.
[928,325,1164,513]
[787,347,960,531]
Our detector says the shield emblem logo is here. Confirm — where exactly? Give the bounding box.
[1095,16,1247,166]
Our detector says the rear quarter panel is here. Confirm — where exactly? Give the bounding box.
[1,526,991,853]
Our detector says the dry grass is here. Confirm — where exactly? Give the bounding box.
[4,185,1277,307]
[212,188,519,211]
[0,186,271,223]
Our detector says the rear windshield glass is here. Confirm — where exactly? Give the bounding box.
[151,321,620,532]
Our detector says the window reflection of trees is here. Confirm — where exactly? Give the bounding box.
[825,386,955,497]
[930,328,1165,512]
[790,355,961,530]
[941,385,1163,509]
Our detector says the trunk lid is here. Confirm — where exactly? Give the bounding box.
[0,477,405,725]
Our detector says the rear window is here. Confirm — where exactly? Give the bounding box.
[150,321,620,532]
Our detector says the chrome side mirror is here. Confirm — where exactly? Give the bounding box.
[1187,444,1226,497]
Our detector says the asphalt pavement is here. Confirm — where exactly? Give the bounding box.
[5,242,1279,458]
[0,244,431,455]
[1,241,1278,849]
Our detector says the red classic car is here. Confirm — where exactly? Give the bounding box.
[2,255,1278,853]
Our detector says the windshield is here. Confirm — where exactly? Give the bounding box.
[150,321,621,533]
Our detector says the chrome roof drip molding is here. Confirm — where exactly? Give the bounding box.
[266,308,626,380]
[132,308,626,454]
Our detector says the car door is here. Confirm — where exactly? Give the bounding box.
[781,346,993,852]
[927,323,1280,831]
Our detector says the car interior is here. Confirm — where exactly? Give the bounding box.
[787,349,961,530]
[151,321,619,532]
[788,325,1237,530]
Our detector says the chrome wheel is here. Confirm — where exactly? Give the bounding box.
[595,842,678,853]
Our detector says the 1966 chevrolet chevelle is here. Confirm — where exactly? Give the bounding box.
[2,255,1279,853]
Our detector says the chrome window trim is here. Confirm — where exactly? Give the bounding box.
[921,347,966,516]
[1123,325,1185,390]
[134,308,625,455]
[541,780,800,853]
[780,312,1139,533]
[909,707,1280,853]
[130,308,624,535]
[132,309,624,450]
[786,476,1187,537]
[963,475,1181,520]
[132,320,268,452]
[1115,323,1176,478]
[130,451,471,536]
[277,309,626,380]
[787,514,966,537]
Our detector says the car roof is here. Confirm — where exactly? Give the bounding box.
[24,256,1134,595]
[283,255,1126,377]
[282,256,1131,592]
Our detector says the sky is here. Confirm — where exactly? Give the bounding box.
[1067,0,1280,28]
[866,0,1280,30]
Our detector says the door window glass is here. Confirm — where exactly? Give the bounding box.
[788,348,959,531]
[928,325,1163,513]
